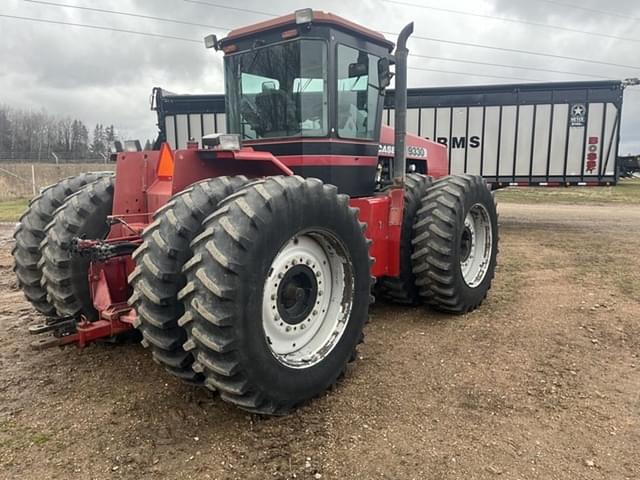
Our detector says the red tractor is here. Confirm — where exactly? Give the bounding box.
[12,10,498,414]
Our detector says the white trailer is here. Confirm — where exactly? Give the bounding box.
[383,80,626,186]
[152,80,628,186]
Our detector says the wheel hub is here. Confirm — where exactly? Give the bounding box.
[276,264,318,325]
[460,226,473,263]
[460,203,493,288]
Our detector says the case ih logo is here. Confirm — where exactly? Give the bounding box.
[378,144,428,158]
[435,136,481,149]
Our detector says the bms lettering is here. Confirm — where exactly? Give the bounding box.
[435,136,481,149]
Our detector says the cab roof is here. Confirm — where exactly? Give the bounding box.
[222,10,395,51]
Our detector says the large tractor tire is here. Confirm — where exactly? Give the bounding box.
[40,175,115,320]
[128,176,249,384]
[12,172,112,316]
[178,176,372,414]
[411,175,498,313]
[376,173,432,305]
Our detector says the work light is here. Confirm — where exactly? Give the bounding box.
[202,133,241,151]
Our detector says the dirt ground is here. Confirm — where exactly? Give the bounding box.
[0,199,639,480]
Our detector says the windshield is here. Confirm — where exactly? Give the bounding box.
[225,39,328,139]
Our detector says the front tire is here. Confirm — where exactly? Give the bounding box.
[411,175,498,313]
[178,176,371,414]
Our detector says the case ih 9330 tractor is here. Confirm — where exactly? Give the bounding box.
[12,10,498,414]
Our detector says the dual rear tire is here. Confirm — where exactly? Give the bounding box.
[12,172,112,317]
[129,175,372,414]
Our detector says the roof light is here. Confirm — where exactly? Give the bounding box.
[156,143,174,179]
[204,34,218,50]
[202,133,241,151]
[295,8,313,25]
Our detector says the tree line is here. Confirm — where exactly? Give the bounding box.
[0,105,119,161]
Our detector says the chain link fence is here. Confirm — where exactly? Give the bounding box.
[0,151,109,164]
[0,163,115,200]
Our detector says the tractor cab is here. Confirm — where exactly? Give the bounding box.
[205,9,396,196]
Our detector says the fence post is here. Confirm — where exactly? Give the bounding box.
[31,164,36,196]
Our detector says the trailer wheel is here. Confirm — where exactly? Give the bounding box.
[12,172,112,316]
[411,175,498,313]
[40,176,115,320]
[178,176,371,414]
[376,173,432,305]
[128,176,249,384]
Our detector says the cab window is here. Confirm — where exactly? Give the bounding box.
[336,44,381,140]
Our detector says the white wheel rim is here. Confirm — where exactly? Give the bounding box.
[460,203,492,288]
[262,232,354,369]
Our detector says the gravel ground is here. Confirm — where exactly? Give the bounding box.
[0,201,638,480]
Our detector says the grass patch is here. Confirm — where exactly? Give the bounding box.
[0,198,29,222]
[30,433,50,445]
[495,178,640,205]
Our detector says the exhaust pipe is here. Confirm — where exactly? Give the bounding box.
[392,22,414,186]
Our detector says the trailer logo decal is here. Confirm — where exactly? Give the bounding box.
[435,136,481,149]
[570,104,587,127]
[586,136,599,173]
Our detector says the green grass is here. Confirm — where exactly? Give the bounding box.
[0,198,29,222]
[495,178,640,205]
[30,433,50,445]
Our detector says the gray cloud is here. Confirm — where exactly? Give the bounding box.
[1,0,638,151]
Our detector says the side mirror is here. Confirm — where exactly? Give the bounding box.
[348,62,368,78]
[378,57,393,89]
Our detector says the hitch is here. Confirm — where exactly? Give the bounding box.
[29,315,134,350]
[28,236,140,349]
[71,237,140,262]
[29,316,79,350]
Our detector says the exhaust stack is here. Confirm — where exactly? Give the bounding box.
[392,22,414,185]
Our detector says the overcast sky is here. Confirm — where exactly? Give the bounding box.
[1,0,639,153]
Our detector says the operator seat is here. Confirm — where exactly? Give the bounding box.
[255,87,298,137]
